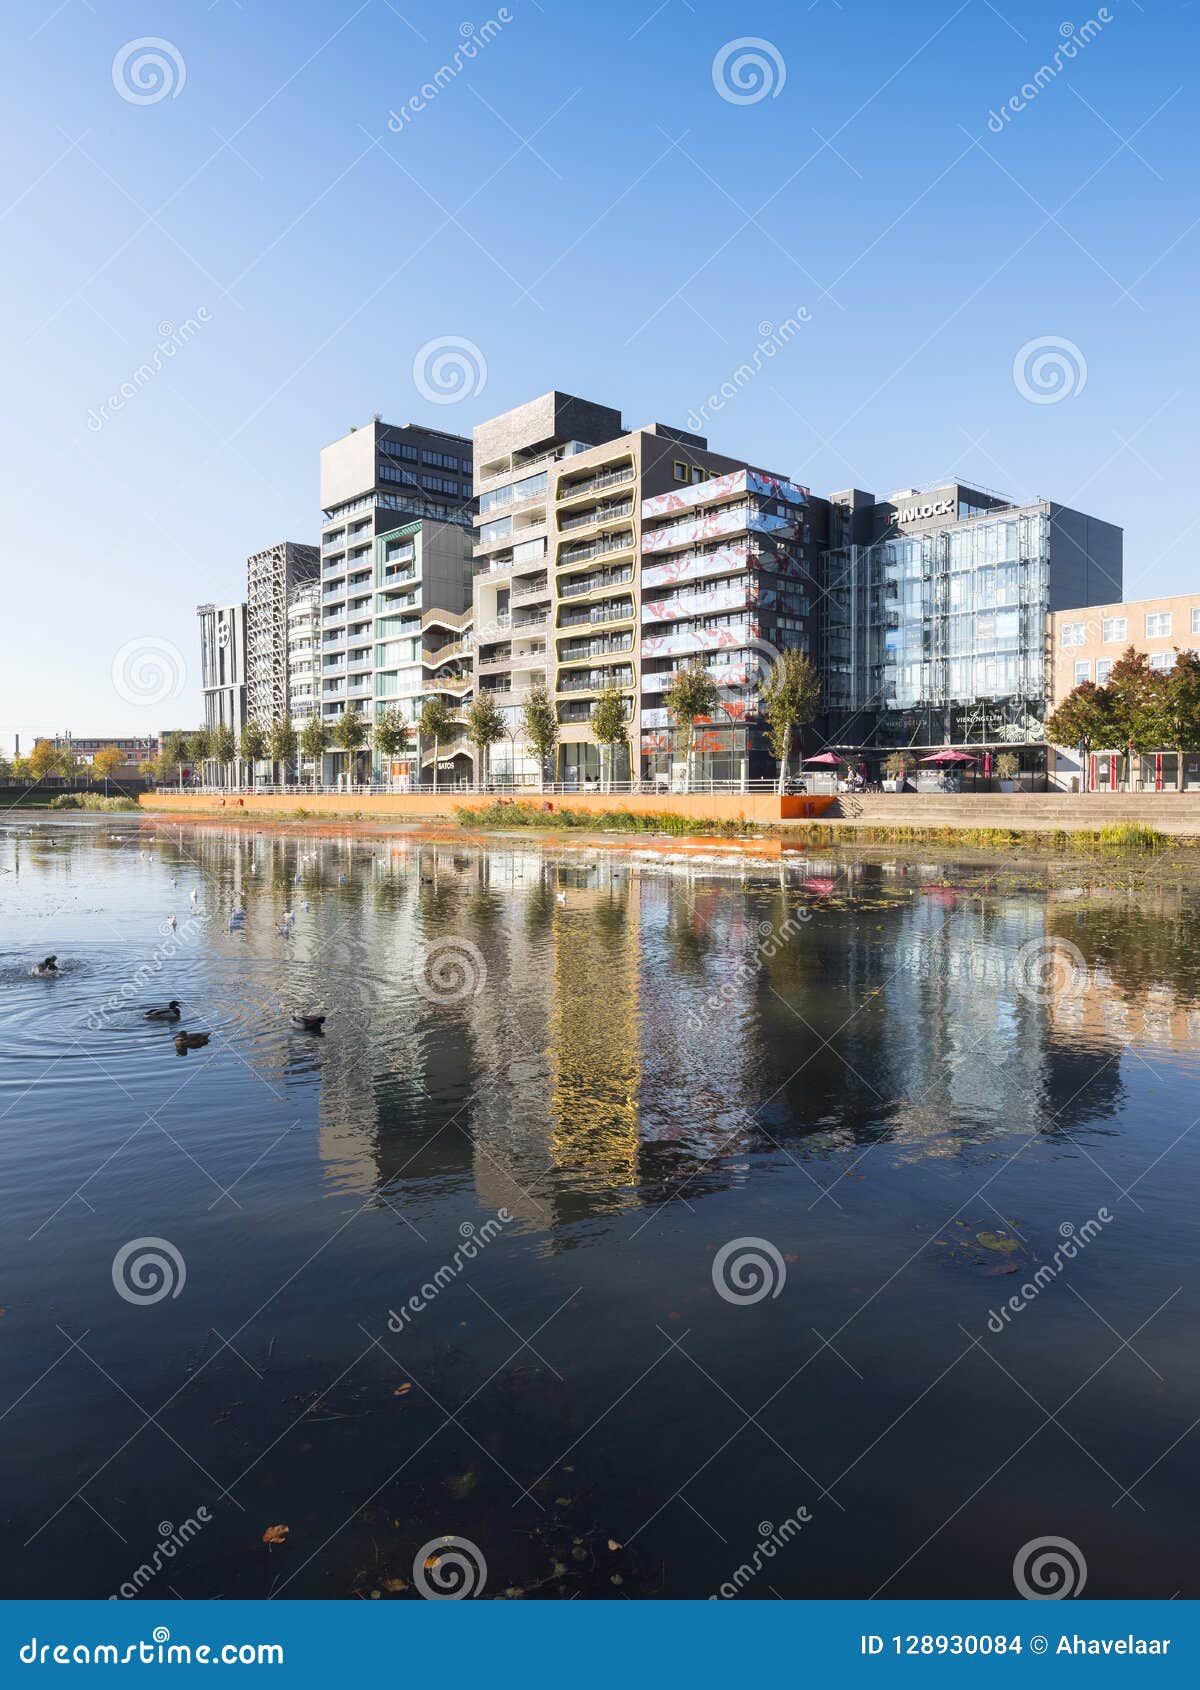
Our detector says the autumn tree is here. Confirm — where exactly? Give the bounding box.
[760,649,821,793]
[522,684,558,792]
[299,716,328,784]
[465,693,506,787]
[419,695,455,795]
[331,708,369,785]
[664,661,719,792]
[589,686,629,792]
[269,716,298,788]
[373,707,410,787]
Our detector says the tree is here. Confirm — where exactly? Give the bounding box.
[30,741,73,782]
[11,754,34,783]
[160,730,192,790]
[419,695,454,794]
[187,727,213,783]
[331,708,369,786]
[91,746,125,792]
[239,720,268,786]
[299,716,328,785]
[663,661,719,792]
[465,693,506,788]
[212,722,236,788]
[589,686,629,793]
[759,649,820,794]
[1106,648,1168,789]
[522,683,559,792]
[373,707,411,787]
[1046,681,1114,755]
[1161,649,1200,790]
[269,716,298,788]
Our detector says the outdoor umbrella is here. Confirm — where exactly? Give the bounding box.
[804,751,847,765]
[919,749,977,764]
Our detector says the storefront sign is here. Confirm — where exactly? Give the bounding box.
[894,497,955,525]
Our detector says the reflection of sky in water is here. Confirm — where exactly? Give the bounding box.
[2,817,1200,1600]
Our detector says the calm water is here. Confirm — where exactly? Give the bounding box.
[2,815,1199,1601]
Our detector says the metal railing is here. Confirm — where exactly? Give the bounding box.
[171,777,795,799]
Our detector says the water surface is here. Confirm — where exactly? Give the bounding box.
[1,816,1198,1600]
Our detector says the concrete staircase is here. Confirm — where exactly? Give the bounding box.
[815,791,1200,835]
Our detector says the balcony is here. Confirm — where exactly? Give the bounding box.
[557,634,634,665]
[558,530,635,568]
[558,668,634,695]
[557,463,635,504]
[511,578,551,602]
[558,497,634,534]
[559,567,634,601]
[641,581,752,624]
[557,600,635,630]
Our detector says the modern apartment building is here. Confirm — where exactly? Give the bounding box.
[197,600,248,738]
[318,418,473,783]
[818,482,1122,754]
[470,392,817,785]
[286,582,320,725]
[246,541,319,726]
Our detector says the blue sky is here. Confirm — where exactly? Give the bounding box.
[2,0,1196,747]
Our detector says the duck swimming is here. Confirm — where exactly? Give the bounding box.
[173,1030,210,1050]
[145,1000,182,1021]
[33,956,59,976]
[290,1014,326,1033]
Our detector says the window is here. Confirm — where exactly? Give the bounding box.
[690,466,705,485]
[1146,611,1172,638]
[1096,658,1113,684]
[1061,622,1085,647]
[1074,660,1091,685]
[1192,607,1200,635]
[1150,651,1174,672]
[673,462,689,483]
[1102,617,1127,643]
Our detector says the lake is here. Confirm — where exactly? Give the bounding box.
[1,815,1198,1600]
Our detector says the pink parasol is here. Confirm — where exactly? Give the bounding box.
[919,749,977,764]
[804,751,848,766]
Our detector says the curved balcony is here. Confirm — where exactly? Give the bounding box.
[555,461,635,506]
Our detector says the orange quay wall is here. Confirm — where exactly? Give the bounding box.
[139,791,835,824]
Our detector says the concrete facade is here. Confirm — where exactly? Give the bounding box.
[197,600,248,738]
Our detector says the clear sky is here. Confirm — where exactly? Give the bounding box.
[2,0,1196,749]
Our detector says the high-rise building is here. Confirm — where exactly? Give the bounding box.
[197,600,248,738]
[818,482,1122,753]
[245,541,319,727]
[470,392,818,785]
[286,581,320,725]
[317,419,474,784]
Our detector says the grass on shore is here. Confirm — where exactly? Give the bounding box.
[457,800,757,838]
[780,820,1174,854]
[49,792,139,812]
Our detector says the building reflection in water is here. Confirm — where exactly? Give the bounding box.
[149,824,1200,1228]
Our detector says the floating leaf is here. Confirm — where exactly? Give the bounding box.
[445,1469,478,1501]
[262,1524,289,1545]
[976,1231,1019,1254]
[392,1383,412,1397]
